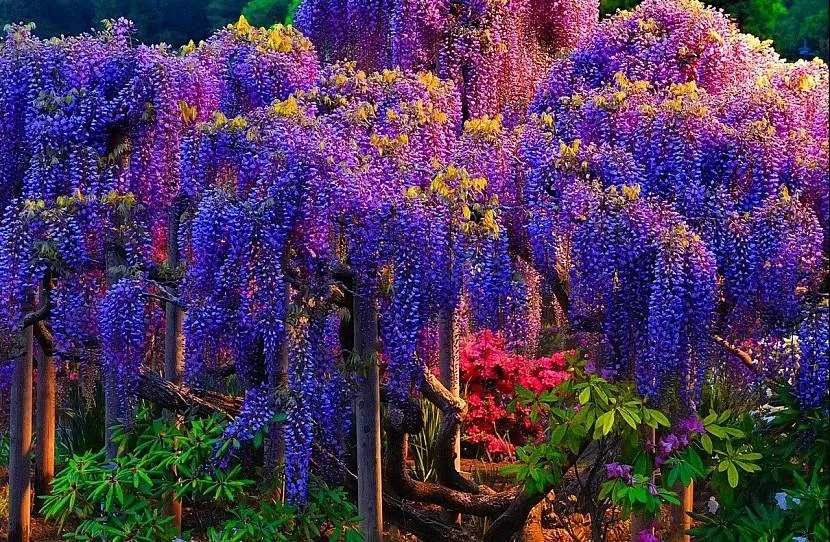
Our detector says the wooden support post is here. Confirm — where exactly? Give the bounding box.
[353,289,383,542]
[262,279,292,495]
[104,237,126,459]
[669,480,693,542]
[437,307,461,524]
[9,321,34,542]
[163,205,184,531]
[34,348,56,511]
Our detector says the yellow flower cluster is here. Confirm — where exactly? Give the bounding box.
[229,15,313,54]
[406,165,499,237]
[370,133,410,156]
[271,96,301,118]
[178,100,198,126]
[464,114,503,141]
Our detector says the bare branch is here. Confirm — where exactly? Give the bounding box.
[713,335,758,374]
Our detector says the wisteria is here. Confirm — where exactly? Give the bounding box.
[97,277,148,421]
[523,0,829,407]
[795,307,830,410]
[0,2,827,539]
[296,0,599,118]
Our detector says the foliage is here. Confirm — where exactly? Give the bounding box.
[242,0,295,28]
[409,398,441,482]
[506,358,763,533]
[688,386,829,541]
[40,406,362,541]
[0,0,247,46]
[459,330,573,459]
[206,483,362,542]
[776,0,829,60]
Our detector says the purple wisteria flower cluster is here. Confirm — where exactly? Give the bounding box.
[0,0,826,511]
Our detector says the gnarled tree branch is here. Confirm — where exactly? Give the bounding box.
[136,366,242,417]
[385,423,520,516]
[420,366,479,494]
[713,335,758,374]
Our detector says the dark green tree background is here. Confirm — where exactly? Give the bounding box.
[1,0,826,59]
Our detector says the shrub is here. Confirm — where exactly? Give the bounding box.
[460,330,573,459]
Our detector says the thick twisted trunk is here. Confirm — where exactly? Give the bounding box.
[385,425,520,516]
[436,308,465,497]
[420,366,479,494]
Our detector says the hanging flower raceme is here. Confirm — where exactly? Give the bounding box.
[795,305,829,410]
[295,0,599,118]
[97,276,149,421]
[523,0,828,408]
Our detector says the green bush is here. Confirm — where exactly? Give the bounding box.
[41,406,362,541]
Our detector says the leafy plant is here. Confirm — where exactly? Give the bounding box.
[41,406,362,541]
[504,358,761,538]
[689,386,829,541]
[409,397,441,482]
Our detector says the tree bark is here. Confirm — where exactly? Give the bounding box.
[353,289,383,542]
[437,307,463,525]
[9,319,34,542]
[385,426,519,516]
[520,501,545,542]
[136,366,242,416]
[484,488,550,542]
[420,367,479,494]
[383,491,477,542]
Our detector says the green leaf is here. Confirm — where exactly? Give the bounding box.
[700,434,713,454]
[579,387,591,405]
[726,463,739,488]
[706,424,727,439]
[648,409,670,428]
[619,408,638,430]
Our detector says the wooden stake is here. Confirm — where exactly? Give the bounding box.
[162,205,184,531]
[631,426,656,541]
[353,290,383,542]
[9,321,34,542]
[34,348,56,511]
[669,480,693,542]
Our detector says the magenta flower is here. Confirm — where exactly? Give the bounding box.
[606,462,634,482]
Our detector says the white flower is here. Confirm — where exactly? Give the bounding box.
[774,492,789,510]
[707,496,720,514]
